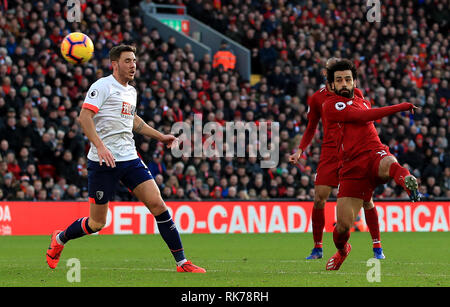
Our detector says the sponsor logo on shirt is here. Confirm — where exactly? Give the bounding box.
[121,101,135,118]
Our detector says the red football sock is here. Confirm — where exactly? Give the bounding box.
[364,208,382,248]
[333,227,350,251]
[312,208,325,248]
[389,162,411,193]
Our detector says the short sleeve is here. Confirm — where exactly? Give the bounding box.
[82,80,108,113]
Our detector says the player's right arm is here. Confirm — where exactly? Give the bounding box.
[322,96,416,123]
[78,81,116,168]
[78,108,116,168]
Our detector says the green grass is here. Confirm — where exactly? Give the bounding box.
[0,232,448,287]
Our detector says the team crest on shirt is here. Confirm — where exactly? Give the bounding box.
[121,101,136,118]
[335,102,347,111]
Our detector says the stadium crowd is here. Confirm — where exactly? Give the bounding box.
[0,0,448,202]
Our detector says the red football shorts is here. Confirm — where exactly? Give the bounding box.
[337,145,392,202]
[315,147,339,187]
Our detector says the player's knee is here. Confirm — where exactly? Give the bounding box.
[363,201,374,210]
[336,222,351,234]
[378,156,397,179]
[313,197,326,209]
[144,196,167,215]
[314,187,331,209]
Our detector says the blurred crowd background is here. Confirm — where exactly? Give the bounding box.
[0,0,448,202]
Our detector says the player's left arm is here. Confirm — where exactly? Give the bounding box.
[322,96,416,123]
[133,115,178,148]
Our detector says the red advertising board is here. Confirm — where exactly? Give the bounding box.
[0,201,449,235]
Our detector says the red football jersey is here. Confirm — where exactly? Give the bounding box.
[322,94,413,162]
[299,86,364,151]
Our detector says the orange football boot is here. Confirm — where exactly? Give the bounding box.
[176,260,206,273]
[46,230,65,269]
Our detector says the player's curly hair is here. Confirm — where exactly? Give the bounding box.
[109,45,136,61]
[327,59,357,82]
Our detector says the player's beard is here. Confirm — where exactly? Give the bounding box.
[336,87,354,98]
[118,66,135,84]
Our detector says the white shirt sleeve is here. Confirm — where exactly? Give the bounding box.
[82,79,109,113]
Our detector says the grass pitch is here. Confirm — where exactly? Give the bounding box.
[0,232,448,287]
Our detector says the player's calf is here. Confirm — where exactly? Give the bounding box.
[308,186,330,255]
[387,162,420,201]
[46,215,103,269]
[56,217,98,246]
[87,219,106,233]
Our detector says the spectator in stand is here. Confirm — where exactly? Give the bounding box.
[148,152,166,178]
[55,150,79,185]
[1,172,15,200]
[259,40,278,75]
[63,184,79,201]
[212,40,236,72]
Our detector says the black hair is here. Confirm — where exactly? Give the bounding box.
[327,59,357,82]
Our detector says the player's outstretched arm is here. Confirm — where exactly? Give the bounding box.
[323,100,416,123]
[78,108,116,167]
[133,115,179,148]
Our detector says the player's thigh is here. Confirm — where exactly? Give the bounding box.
[119,158,167,215]
[314,185,333,208]
[133,179,167,216]
[87,159,118,204]
[336,197,363,231]
[315,152,339,187]
[338,178,374,202]
[370,146,396,180]
[86,160,117,230]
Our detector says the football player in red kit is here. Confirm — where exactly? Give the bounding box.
[289,58,385,260]
[322,59,420,271]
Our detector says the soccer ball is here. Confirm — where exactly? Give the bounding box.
[60,32,94,64]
